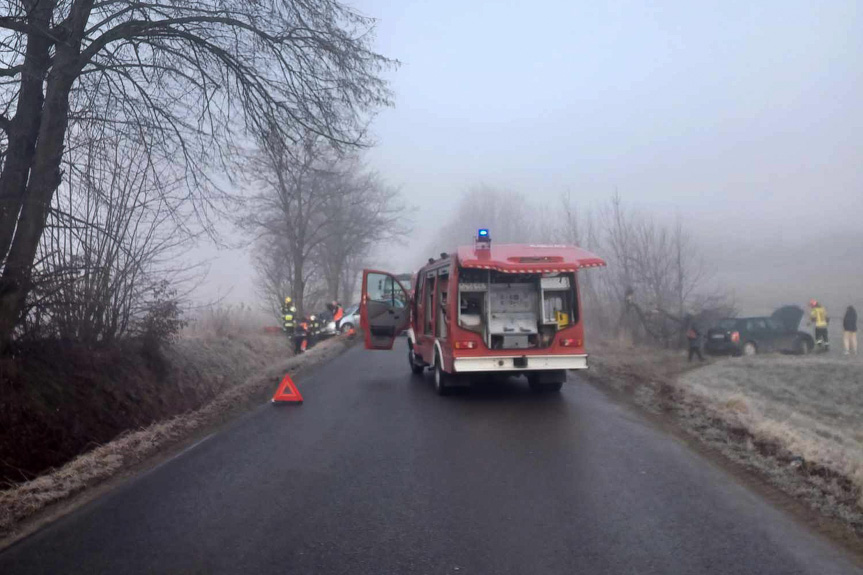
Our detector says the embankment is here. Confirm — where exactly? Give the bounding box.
[0,334,292,485]
[0,333,353,542]
[583,342,863,539]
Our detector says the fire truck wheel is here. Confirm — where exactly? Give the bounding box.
[408,344,425,375]
[434,355,453,396]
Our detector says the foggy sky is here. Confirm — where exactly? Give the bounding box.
[196,0,862,315]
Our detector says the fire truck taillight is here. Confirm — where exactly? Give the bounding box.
[454,341,477,350]
[560,338,582,348]
[731,331,740,343]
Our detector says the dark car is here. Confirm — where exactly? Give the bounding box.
[705,305,814,356]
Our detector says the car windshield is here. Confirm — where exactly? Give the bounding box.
[716,319,738,329]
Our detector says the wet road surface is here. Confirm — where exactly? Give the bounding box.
[1,344,860,574]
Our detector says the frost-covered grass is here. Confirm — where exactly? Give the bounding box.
[678,355,863,504]
[585,342,863,534]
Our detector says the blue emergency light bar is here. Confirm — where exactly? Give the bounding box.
[476,228,491,248]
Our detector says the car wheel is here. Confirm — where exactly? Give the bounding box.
[742,342,757,356]
[408,344,425,375]
[339,322,354,334]
[434,354,452,396]
[795,338,810,355]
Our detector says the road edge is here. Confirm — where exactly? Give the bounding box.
[580,356,863,562]
[0,334,358,551]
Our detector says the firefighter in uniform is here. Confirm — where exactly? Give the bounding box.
[809,299,830,350]
[281,296,297,336]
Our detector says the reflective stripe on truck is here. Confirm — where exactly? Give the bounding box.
[453,354,588,372]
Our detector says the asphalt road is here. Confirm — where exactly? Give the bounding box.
[1,344,860,574]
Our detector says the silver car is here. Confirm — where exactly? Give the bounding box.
[338,304,360,333]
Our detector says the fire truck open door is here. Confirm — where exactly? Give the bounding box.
[360,270,411,350]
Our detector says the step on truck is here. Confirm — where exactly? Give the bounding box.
[359,230,606,395]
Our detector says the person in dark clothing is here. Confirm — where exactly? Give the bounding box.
[686,322,704,362]
[307,314,320,348]
[843,306,858,356]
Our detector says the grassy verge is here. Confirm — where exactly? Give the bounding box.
[0,333,354,542]
[0,333,291,485]
[584,341,863,537]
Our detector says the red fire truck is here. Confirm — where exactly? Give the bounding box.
[359,230,606,394]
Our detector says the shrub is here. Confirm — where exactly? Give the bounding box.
[138,281,186,349]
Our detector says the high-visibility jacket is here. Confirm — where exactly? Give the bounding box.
[810,306,828,328]
[281,302,297,328]
[333,306,344,322]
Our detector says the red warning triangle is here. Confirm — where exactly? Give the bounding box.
[271,373,303,405]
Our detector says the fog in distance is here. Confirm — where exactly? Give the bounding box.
[199,0,862,317]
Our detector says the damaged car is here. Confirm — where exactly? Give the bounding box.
[705,305,814,356]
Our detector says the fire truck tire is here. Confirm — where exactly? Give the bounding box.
[408,343,425,375]
[434,354,453,396]
[530,381,563,393]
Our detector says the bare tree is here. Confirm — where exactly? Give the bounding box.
[243,131,337,316]
[316,167,405,303]
[0,0,394,346]
[244,129,405,317]
[24,121,195,342]
[427,184,537,257]
[556,191,729,345]
[252,235,294,319]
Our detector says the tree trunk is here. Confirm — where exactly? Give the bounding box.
[326,265,341,303]
[292,254,305,318]
[0,66,76,345]
[0,2,55,262]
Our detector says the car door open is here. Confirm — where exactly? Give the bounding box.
[360,270,411,350]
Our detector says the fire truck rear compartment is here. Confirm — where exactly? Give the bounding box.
[457,269,576,350]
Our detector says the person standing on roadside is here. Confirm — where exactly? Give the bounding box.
[281,296,297,337]
[843,305,858,356]
[809,299,830,350]
[295,316,310,354]
[686,319,705,362]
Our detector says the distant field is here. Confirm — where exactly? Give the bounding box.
[677,355,863,506]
